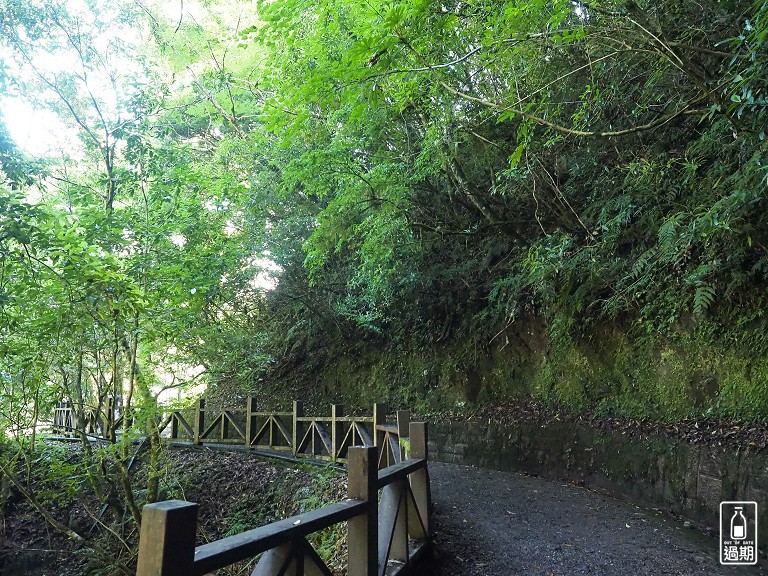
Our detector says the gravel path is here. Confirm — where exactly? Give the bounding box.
[423,462,767,576]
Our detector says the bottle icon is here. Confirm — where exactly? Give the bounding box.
[731,506,747,540]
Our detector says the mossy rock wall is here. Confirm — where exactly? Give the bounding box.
[271,315,768,422]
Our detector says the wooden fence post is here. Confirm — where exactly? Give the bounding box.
[347,446,377,576]
[373,403,386,447]
[64,402,74,437]
[292,401,304,457]
[221,405,229,441]
[136,500,198,576]
[245,396,257,449]
[331,404,344,462]
[194,399,205,445]
[409,422,431,537]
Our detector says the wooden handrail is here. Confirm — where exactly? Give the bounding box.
[295,416,375,422]
[193,499,369,574]
[136,422,432,576]
[376,458,426,488]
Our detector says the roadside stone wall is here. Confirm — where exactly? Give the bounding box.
[429,420,768,551]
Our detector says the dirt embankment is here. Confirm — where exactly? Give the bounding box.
[0,443,346,575]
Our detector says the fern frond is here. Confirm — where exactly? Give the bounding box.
[657,214,686,263]
[693,284,716,317]
[631,248,657,279]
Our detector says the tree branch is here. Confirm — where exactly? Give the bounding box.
[188,67,246,137]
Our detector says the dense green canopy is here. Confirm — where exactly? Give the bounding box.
[1,0,767,414]
[1,0,767,419]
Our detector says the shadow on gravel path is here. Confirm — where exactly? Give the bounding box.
[422,462,767,576]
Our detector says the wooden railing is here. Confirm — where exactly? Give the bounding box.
[52,397,411,468]
[136,421,431,576]
[161,399,411,467]
[52,401,76,432]
[52,397,127,438]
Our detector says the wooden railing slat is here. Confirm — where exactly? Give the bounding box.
[270,415,293,446]
[405,481,427,540]
[299,538,335,576]
[314,422,332,455]
[200,413,223,440]
[378,480,408,569]
[388,432,401,465]
[252,418,272,446]
[192,500,367,575]
[334,416,374,423]
[173,413,194,437]
[355,422,374,446]
[223,411,246,439]
[250,543,293,576]
[408,422,431,538]
[376,459,426,489]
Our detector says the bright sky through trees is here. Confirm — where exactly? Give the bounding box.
[1,97,74,156]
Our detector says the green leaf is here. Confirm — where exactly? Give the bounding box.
[693,284,716,317]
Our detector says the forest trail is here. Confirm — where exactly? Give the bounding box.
[425,462,766,576]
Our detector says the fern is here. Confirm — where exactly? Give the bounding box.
[657,214,683,262]
[631,248,657,279]
[693,284,716,317]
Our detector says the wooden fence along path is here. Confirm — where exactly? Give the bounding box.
[53,399,432,575]
[165,399,411,468]
[52,397,128,439]
[137,422,429,576]
[53,399,408,468]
